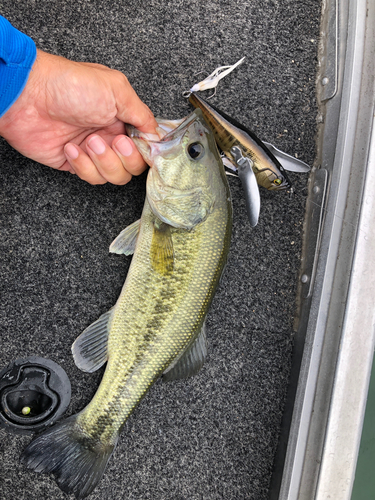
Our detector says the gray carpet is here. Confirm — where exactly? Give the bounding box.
[0,1,320,499]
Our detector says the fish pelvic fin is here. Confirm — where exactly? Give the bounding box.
[21,415,118,499]
[109,218,141,255]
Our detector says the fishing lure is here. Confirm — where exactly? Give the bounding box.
[184,58,310,181]
[188,92,292,191]
[182,59,310,226]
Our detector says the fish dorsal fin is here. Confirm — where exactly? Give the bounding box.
[163,322,207,382]
[109,219,141,255]
[71,308,113,373]
[150,220,174,275]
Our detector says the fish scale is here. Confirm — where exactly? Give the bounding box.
[79,200,229,442]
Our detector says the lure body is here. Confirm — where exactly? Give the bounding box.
[188,92,292,191]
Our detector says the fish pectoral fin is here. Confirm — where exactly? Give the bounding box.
[71,308,113,373]
[150,221,174,275]
[109,219,141,255]
[163,322,207,382]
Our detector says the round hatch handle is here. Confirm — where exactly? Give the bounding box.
[0,357,71,434]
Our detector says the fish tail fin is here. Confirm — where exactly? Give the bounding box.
[21,415,118,499]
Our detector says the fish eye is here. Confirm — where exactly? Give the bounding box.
[273,178,282,185]
[187,142,205,160]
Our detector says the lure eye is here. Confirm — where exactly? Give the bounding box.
[187,142,204,160]
[273,178,282,185]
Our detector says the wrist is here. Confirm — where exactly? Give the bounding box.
[0,16,37,118]
[0,49,51,155]
[0,49,45,137]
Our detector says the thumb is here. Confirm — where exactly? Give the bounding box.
[112,72,158,134]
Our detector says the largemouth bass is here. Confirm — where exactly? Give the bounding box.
[188,92,292,191]
[21,109,232,498]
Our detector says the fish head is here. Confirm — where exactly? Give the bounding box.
[127,109,227,229]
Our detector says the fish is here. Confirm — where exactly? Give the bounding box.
[188,92,292,191]
[21,108,233,499]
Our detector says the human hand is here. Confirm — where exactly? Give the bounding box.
[0,49,157,185]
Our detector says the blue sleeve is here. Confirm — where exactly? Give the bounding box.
[0,16,37,117]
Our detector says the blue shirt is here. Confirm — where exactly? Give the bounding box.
[0,16,37,117]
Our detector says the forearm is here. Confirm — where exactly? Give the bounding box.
[0,15,37,119]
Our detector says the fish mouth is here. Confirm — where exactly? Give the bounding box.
[126,109,204,167]
[126,109,203,145]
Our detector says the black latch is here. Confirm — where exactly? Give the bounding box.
[0,357,71,434]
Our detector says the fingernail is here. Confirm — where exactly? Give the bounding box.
[114,136,133,157]
[88,135,106,155]
[65,143,79,160]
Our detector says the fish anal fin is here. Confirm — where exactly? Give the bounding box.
[72,309,113,373]
[150,220,174,276]
[109,219,141,255]
[163,322,207,382]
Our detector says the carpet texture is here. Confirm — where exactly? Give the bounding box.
[0,1,320,499]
